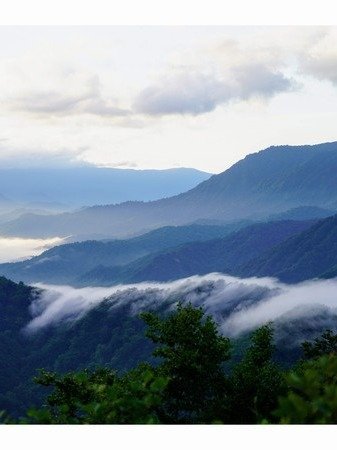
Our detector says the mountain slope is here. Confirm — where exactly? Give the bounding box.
[2,142,337,239]
[0,277,36,414]
[0,223,248,284]
[266,206,335,222]
[79,220,315,285]
[239,214,337,282]
[3,272,337,418]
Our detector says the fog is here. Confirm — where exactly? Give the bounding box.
[0,235,65,263]
[25,274,337,343]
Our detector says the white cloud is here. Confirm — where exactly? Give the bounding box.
[298,28,337,85]
[24,273,337,345]
[134,72,231,115]
[134,65,295,117]
[1,63,129,118]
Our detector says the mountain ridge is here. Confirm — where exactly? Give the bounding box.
[2,141,337,239]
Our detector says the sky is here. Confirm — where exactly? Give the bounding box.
[1,26,337,173]
[0,235,64,263]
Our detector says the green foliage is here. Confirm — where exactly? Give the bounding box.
[22,365,168,424]
[275,355,337,424]
[226,325,284,424]
[3,289,337,425]
[141,302,231,423]
[302,329,337,360]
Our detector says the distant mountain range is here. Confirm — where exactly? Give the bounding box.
[0,218,317,286]
[266,206,335,222]
[78,219,315,285]
[2,142,337,240]
[0,222,249,284]
[4,212,337,286]
[79,213,337,286]
[0,166,211,210]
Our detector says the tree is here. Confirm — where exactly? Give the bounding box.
[140,302,231,423]
[302,329,337,360]
[22,365,168,424]
[226,325,284,424]
[275,354,337,424]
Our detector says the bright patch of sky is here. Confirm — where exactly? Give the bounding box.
[0,26,337,173]
[0,236,64,263]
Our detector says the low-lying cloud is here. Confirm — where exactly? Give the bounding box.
[26,274,337,347]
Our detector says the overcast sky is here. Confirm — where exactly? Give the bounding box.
[1,26,337,173]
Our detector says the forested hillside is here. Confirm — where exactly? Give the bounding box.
[240,214,337,282]
[0,222,248,284]
[78,220,315,285]
[2,299,337,424]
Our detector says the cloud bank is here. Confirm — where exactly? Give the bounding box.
[26,274,337,347]
[2,27,337,123]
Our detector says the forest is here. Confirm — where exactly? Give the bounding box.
[1,302,337,424]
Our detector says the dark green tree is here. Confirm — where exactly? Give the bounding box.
[22,365,168,424]
[302,329,337,360]
[140,302,231,423]
[275,354,337,424]
[226,325,284,424]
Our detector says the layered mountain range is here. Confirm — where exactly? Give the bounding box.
[2,142,337,284]
[3,141,337,418]
[1,142,337,239]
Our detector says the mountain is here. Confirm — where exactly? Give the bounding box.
[0,277,35,414]
[266,206,335,222]
[2,273,337,418]
[0,166,211,208]
[0,193,10,208]
[78,220,315,285]
[2,142,337,239]
[0,222,248,284]
[0,193,8,202]
[239,214,337,283]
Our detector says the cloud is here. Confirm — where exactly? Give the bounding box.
[1,27,336,124]
[133,64,295,116]
[133,72,231,116]
[0,143,89,168]
[23,274,276,332]
[109,161,139,168]
[2,27,337,172]
[298,29,337,85]
[0,59,129,118]
[232,64,295,99]
[24,274,337,350]
[8,77,129,118]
